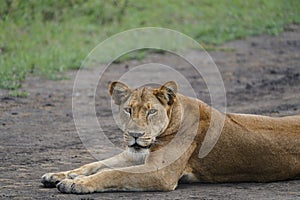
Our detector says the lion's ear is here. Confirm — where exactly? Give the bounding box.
[109,81,131,105]
[154,81,178,106]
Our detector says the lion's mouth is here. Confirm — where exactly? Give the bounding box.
[129,143,152,150]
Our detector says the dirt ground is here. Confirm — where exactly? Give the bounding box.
[1,24,300,200]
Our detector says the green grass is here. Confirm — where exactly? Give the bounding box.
[0,0,299,90]
[8,90,29,98]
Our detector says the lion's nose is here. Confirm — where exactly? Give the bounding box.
[129,132,145,138]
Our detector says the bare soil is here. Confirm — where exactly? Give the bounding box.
[1,24,300,200]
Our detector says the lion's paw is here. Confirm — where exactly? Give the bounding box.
[57,179,94,194]
[41,173,66,188]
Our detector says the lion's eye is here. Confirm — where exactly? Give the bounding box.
[147,109,157,116]
[123,107,132,115]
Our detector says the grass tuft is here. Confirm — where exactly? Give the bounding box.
[8,90,29,98]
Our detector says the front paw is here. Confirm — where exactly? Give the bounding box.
[57,179,94,194]
[41,173,66,188]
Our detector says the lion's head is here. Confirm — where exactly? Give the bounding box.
[109,81,178,152]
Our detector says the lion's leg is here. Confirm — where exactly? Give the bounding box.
[57,167,171,193]
[57,142,197,193]
[41,151,140,188]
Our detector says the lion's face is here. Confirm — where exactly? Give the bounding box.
[119,88,170,150]
[109,81,178,152]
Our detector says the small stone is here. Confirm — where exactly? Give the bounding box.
[43,103,55,107]
[245,83,252,90]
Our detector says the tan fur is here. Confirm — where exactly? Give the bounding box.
[42,81,300,194]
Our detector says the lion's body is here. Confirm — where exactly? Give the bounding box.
[42,81,300,194]
[181,94,300,183]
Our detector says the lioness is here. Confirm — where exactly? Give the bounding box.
[42,81,300,193]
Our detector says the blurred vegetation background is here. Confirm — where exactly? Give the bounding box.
[0,0,299,90]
